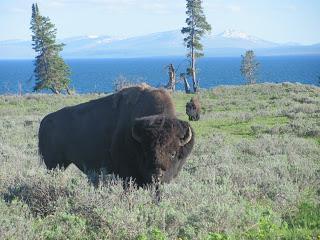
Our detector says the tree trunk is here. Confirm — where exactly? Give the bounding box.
[18,81,22,96]
[66,87,72,95]
[180,74,191,94]
[191,32,197,93]
[191,54,197,92]
[51,88,60,94]
[166,64,176,91]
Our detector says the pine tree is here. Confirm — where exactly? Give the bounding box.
[30,3,70,94]
[240,50,259,84]
[181,0,211,93]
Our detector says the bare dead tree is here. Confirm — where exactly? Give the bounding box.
[165,64,176,91]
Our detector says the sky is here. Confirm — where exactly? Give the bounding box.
[0,0,319,44]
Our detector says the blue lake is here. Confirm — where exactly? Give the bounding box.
[0,56,319,94]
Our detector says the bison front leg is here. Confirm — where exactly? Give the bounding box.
[85,168,109,188]
[86,170,100,187]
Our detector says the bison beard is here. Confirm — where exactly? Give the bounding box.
[38,85,194,196]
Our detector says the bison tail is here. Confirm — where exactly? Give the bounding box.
[38,118,46,163]
[38,116,52,165]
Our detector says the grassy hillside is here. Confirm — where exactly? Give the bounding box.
[0,83,319,239]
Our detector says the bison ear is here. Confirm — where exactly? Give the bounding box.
[132,119,146,143]
[132,115,162,142]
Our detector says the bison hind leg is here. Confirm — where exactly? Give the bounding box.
[86,169,109,188]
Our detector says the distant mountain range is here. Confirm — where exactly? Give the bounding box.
[1,29,319,59]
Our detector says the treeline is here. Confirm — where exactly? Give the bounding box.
[30,1,259,95]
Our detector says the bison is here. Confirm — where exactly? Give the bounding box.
[39,84,194,188]
[186,96,201,121]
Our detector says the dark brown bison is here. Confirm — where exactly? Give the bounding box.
[39,84,194,187]
[186,97,201,121]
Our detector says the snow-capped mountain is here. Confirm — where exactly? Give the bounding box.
[203,29,280,49]
[0,30,319,59]
[220,29,254,39]
[62,35,126,54]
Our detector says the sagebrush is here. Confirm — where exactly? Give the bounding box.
[0,83,319,239]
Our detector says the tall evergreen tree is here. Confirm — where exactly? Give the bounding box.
[181,0,211,93]
[30,3,70,94]
[240,50,259,84]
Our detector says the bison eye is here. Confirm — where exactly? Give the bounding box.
[170,151,176,159]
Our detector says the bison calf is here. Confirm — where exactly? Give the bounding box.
[39,85,194,188]
[186,97,201,121]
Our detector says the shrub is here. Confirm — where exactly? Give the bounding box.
[2,172,74,217]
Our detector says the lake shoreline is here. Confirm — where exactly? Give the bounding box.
[0,82,319,97]
[1,56,319,94]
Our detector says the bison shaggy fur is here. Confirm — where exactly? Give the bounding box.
[39,85,194,187]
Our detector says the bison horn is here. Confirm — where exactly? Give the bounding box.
[179,127,192,146]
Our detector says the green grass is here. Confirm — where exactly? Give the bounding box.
[190,115,289,138]
[0,83,320,239]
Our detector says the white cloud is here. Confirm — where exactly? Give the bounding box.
[36,0,182,14]
[283,5,297,11]
[11,8,26,13]
[48,1,66,7]
[141,1,174,14]
[203,1,243,14]
[226,4,241,13]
